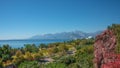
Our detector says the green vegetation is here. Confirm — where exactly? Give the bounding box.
[0,24,119,68]
[108,24,120,53]
[18,61,40,68]
[0,38,94,68]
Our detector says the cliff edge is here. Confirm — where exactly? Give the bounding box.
[94,24,120,68]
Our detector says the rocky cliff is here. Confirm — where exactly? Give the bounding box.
[94,29,120,68]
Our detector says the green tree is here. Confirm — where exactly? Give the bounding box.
[12,50,24,65]
[24,44,39,53]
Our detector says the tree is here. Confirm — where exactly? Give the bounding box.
[12,50,24,65]
[1,45,12,62]
[24,44,39,53]
[39,43,47,48]
[24,51,33,61]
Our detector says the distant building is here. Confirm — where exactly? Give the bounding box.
[86,36,93,39]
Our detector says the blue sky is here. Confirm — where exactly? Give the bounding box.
[0,0,120,40]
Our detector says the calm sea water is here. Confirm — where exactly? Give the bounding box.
[0,39,68,48]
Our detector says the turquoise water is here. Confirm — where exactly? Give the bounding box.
[0,39,68,48]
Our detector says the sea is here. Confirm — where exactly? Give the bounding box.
[0,39,69,48]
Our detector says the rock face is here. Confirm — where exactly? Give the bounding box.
[93,30,118,68]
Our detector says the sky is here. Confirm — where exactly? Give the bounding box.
[0,0,120,40]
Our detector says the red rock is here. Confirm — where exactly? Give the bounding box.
[93,30,120,68]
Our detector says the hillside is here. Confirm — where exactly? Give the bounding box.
[94,24,120,68]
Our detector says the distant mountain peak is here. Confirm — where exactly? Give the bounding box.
[30,30,102,40]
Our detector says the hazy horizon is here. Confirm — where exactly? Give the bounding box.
[0,0,120,40]
[0,30,103,40]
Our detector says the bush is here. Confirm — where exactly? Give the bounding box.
[45,62,66,68]
[18,61,39,68]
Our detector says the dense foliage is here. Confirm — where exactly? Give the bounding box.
[108,24,120,53]
[0,38,94,68]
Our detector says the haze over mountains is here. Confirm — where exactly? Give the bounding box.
[30,30,103,40]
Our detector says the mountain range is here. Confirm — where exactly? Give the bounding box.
[30,30,103,40]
